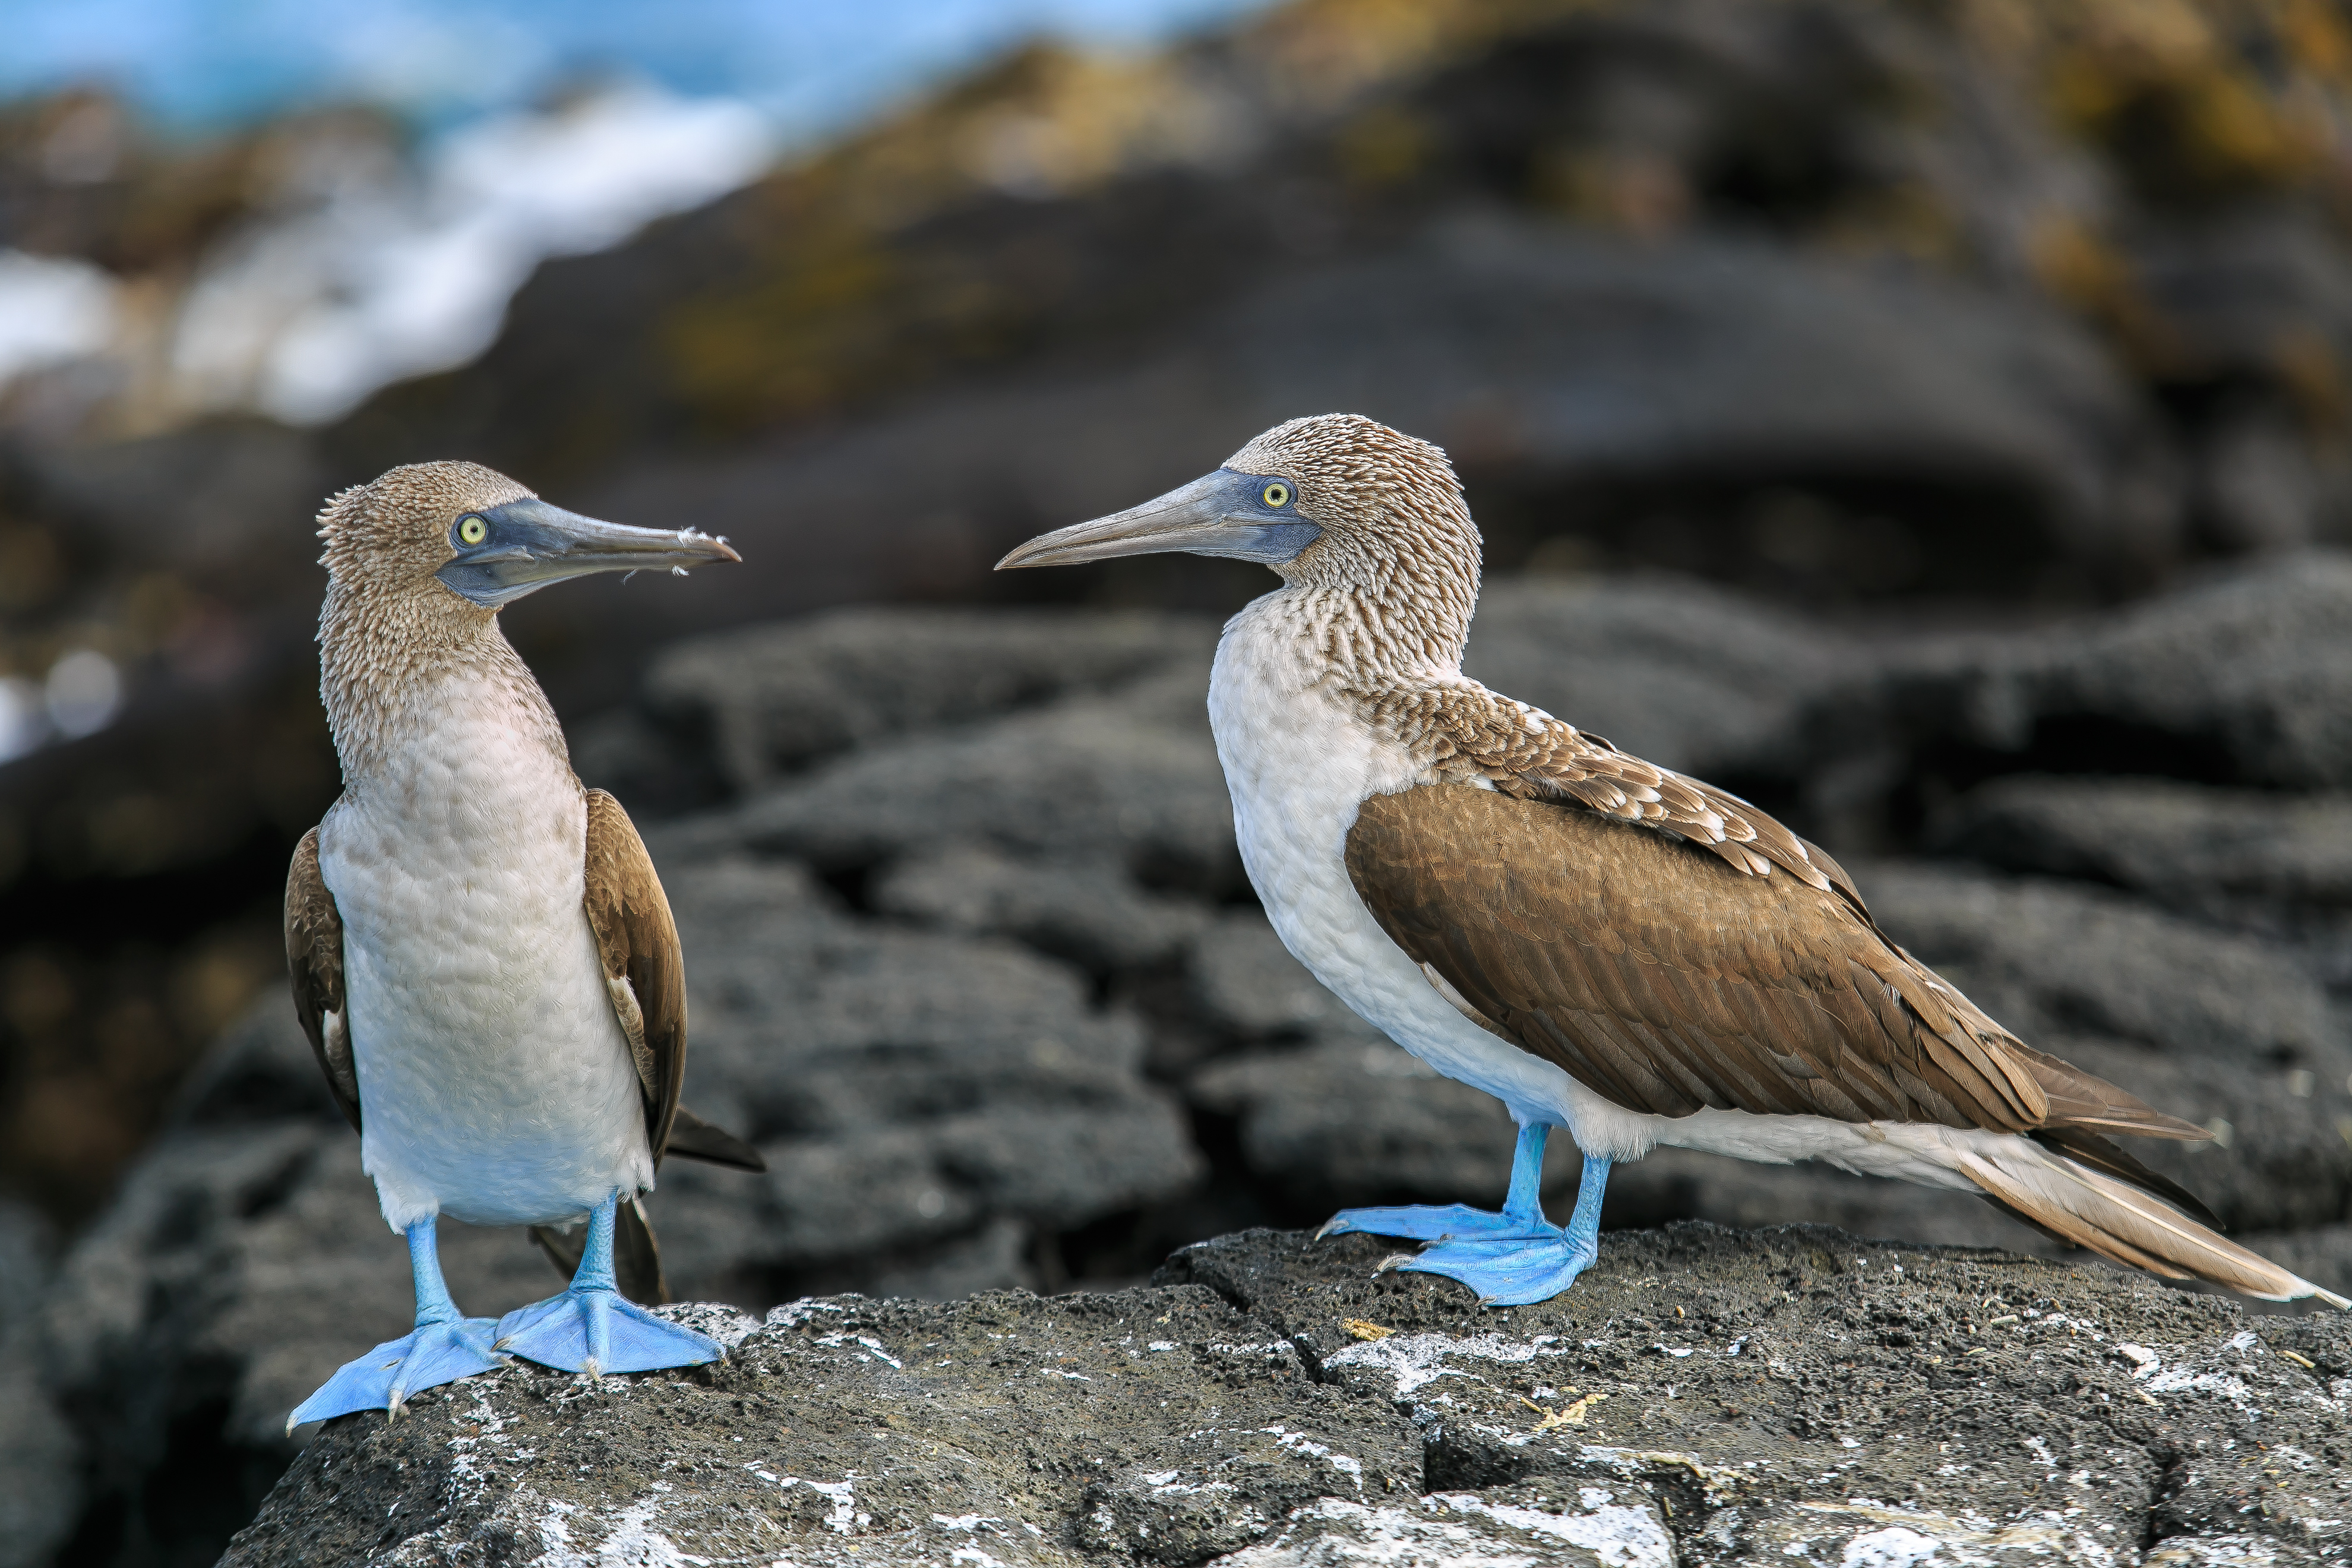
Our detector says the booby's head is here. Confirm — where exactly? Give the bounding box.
[318,460,740,615]
[995,414,1480,606]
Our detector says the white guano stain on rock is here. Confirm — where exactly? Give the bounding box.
[1263,1425,1364,1492]
[761,1471,863,1534]
[1322,1330,1571,1396]
[1205,1491,1674,1568]
[1776,1500,2117,1568]
[662,1303,762,1349]
[2142,1536,2283,1568]
[813,1331,903,1368]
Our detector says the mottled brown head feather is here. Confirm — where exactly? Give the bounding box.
[314,461,552,782]
[318,459,533,599]
[1224,415,1481,671]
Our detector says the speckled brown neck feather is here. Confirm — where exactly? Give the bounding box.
[314,461,570,785]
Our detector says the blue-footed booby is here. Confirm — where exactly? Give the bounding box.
[284,460,766,1428]
[999,414,2348,1311]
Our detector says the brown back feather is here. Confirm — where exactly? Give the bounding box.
[1345,783,2207,1152]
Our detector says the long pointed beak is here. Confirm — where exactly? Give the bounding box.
[996,470,1320,570]
[437,498,741,608]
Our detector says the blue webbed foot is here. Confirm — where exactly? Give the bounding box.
[1383,1227,1598,1307]
[494,1194,721,1376]
[494,1285,722,1375]
[1317,1202,1534,1243]
[289,1317,505,1429]
[1318,1124,1613,1308]
[287,1216,504,1431]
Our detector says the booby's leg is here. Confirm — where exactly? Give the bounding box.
[1320,1124,1611,1307]
[287,1218,505,1431]
[1316,1121,1557,1243]
[493,1195,723,1376]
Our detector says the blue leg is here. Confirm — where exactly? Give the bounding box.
[493,1196,723,1376]
[1319,1124,1611,1307]
[287,1218,505,1431]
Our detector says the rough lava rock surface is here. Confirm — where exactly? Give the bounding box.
[220,1226,2352,1567]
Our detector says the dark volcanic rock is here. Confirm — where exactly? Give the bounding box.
[641,608,1218,791]
[668,668,1240,894]
[1464,574,1855,780]
[1934,775,2352,916]
[1839,551,2352,794]
[221,1226,2352,1566]
[0,1200,72,1568]
[872,843,1212,975]
[1190,1039,1516,1218]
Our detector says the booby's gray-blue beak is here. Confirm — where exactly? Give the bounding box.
[995,469,1321,570]
[437,498,742,608]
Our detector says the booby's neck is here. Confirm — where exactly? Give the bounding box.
[1252,523,1482,696]
[317,579,570,787]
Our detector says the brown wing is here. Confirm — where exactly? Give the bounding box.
[285,827,361,1134]
[581,789,689,1165]
[1344,783,2205,1142]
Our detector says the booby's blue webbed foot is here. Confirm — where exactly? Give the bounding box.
[289,1218,505,1430]
[494,1196,723,1376]
[1381,1222,1600,1307]
[1317,1201,1535,1243]
[1319,1125,1611,1308]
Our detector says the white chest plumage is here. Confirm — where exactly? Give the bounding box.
[317,672,653,1231]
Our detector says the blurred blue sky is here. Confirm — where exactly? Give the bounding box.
[3,0,1272,138]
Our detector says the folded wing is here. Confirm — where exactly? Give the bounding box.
[1343,783,2205,1145]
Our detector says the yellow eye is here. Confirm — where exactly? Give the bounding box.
[457,515,487,545]
[1262,482,1291,508]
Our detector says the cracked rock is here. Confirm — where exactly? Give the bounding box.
[1843,551,2352,789]
[1465,574,1855,780]
[222,1225,2352,1566]
[872,842,1212,974]
[643,607,1218,789]
[1933,775,2352,921]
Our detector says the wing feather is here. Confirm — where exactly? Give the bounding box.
[579,789,773,1177]
[285,827,360,1134]
[1343,783,2207,1152]
[581,789,691,1166]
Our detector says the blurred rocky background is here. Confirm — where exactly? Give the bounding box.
[7,0,2352,1563]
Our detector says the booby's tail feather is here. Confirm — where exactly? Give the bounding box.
[1955,1140,2347,1308]
[529,1197,670,1305]
[663,1105,768,1172]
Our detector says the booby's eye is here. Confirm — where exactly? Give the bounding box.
[1262,482,1291,508]
[456,515,488,546]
